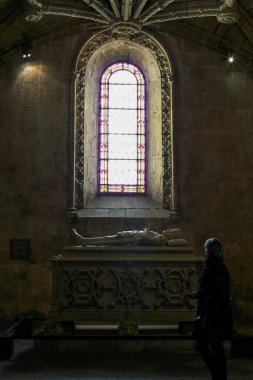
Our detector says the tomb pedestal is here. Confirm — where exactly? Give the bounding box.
[51,245,204,324]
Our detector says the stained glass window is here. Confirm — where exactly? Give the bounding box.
[99,62,146,194]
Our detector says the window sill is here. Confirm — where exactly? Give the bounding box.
[65,196,179,221]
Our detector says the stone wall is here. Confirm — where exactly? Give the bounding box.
[0,30,253,323]
[174,37,253,322]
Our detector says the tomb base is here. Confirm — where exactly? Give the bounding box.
[50,245,204,325]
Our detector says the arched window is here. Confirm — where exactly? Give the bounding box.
[72,34,176,213]
[99,62,146,194]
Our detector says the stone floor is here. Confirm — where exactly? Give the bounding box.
[0,340,252,379]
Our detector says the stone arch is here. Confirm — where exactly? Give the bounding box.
[72,30,176,211]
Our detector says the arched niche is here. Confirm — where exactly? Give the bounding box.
[71,31,177,213]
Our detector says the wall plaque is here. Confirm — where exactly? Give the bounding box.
[10,239,31,260]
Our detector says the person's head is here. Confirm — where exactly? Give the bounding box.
[204,237,223,260]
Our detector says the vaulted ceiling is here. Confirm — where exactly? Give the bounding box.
[1,0,253,71]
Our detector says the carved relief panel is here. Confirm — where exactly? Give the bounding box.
[51,247,204,324]
[60,266,195,311]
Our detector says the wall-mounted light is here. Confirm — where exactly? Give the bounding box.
[21,39,32,59]
[218,41,236,66]
[227,55,235,64]
[221,52,236,66]
[22,49,31,59]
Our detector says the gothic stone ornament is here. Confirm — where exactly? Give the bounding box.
[154,268,194,309]
[57,266,195,311]
[24,1,238,27]
[217,9,239,24]
[24,10,43,22]
[111,21,142,37]
[217,0,239,24]
[24,1,44,22]
[51,244,204,324]
[74,30,173,209]
[62,269,103,308]
[109,269,149,309]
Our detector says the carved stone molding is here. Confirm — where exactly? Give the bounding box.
[62,268,103,308]
[111,21,142,36]
[74,30,173,209]
[24,0,239,26]
[217,8,239,24]
[24,1,44,22]
[55,266,195,311]
[51,245,204,323]
[25,10,43,22]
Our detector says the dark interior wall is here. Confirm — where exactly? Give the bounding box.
[0,30,252,322]
[174,37,253,322]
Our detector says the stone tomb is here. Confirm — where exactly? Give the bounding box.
[51,244,204,325]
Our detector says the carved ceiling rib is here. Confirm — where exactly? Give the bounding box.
[82,0,114,22]
[141,1,239,25]
[24,0,239,26]
[109,0,121,18]
[237,2,253,44]
[140,0,175,23]
[43,5,109,23]
[133,0,148,19]
[2,0,253,71]
[122,0,133,21]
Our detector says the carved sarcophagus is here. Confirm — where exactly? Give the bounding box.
[51,245,204,324]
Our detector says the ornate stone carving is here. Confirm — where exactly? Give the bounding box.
[217,0,239,24]
[50,245,204,324]
[154,268,194,308]
[109,269,149,308]
[24,0,239,27]
[217,9,239,24]
[111,21,142,37]
[25,10,43,22]
[24,0,44,22]
[57,266,195,311]
[74,30,173,209]
[62,269,103,307]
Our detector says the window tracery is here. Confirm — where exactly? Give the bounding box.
[71,30,177,214]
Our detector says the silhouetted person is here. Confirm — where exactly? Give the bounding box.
[189,238,233,380]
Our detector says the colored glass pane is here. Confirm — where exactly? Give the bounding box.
[99,62,146,194]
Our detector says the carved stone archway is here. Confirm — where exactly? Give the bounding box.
[72,29,176,211]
